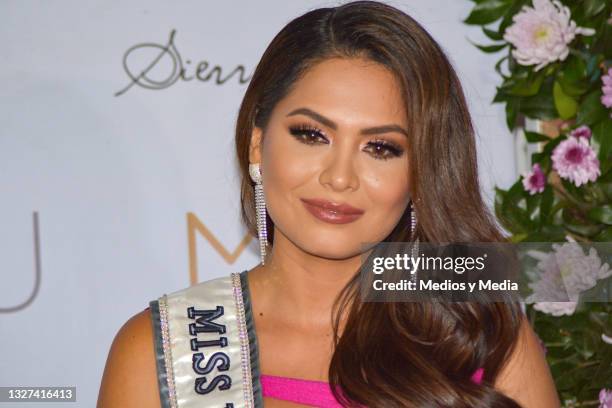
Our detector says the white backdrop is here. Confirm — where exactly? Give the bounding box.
[0,1,518,406]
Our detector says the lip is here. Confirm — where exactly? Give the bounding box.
[300,198,365,224]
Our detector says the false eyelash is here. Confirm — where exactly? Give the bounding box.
[288,123,328,144]
[288,123,404,160]
[367,139,404,159]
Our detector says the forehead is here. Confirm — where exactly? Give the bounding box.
[275,57,408,126]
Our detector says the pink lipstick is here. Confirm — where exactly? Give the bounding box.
[300,198,364,224]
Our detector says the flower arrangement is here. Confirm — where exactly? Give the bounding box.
[463,0,611,406]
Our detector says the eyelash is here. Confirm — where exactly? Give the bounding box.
[288,123,404,161]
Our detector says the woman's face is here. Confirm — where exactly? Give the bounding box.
[249,57,412,260]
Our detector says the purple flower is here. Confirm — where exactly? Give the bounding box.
[602,67,612,116]
[569,125,592,140]
[522,163,546,194]
[599,388,612,408]
[551,136,600,187]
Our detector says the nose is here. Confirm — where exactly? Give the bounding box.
[318,143,359,192]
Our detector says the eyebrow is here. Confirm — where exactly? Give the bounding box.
[287,107,409,138]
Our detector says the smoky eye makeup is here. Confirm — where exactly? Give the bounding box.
[287,122,405,160]
[288,123,329,144]
[365,139,405,160]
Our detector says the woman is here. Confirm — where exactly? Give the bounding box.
[97,1,560,407]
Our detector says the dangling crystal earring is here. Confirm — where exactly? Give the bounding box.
[410,200,419,283]
[410,200,418,241]
[249,163,268,265]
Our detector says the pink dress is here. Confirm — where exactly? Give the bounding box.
[261,368,485,407]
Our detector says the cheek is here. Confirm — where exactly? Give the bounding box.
[362,161,410,214]
[261,131,319,192]
[259,131,321,229]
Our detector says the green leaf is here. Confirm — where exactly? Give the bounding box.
[553,80,579,119]
[493,87,509,103]
[463,0,513,25]
[541,135,564,155]
[495,182,534,233]
[498,1,528,35]
[587,205,612,225]
[518,77,558,120]
[582,183,608,205]
[509,232,528,242]
[524,131,550,143]
[494,186,518,232]
[556,55,589,97]
[470,41,508,53]
[504,70,546,96]
[584,0,607,17]
[586,54,600,79]
[577,89,609,126]
[593,226,612,241]
[560,177,587,203]
[601,181,612,202]
[562,55,587,80]
[531,136,563,173]
[539,224,567,241]
[526,190,542,219]
[591,121,612,174]
[505,99,519,131]
[494,186,506,214]
[482,26,503,41]
[533,136,564,174]
[562,207,603,237]
[494,55,509,78]
[540,185,554,224]
[598,170,612,201]
[591,23,612,65]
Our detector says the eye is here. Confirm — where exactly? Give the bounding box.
[288,123,329,145]
[364,139,404,160]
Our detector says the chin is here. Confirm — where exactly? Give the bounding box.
[295,232,365,260]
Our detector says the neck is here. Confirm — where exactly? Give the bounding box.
[251,231,365,330]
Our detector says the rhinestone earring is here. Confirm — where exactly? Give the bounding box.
[249,163,268,265]
[410,200,419,283]
[410,200,418,241]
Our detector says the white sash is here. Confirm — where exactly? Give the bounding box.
[149,271,263,408]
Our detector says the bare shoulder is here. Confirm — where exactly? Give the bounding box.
[494,314,561,408]
[97,307,160,408]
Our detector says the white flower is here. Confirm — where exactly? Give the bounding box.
[503,0,595,71]
[534,301,578,316]
[524,240,611,316]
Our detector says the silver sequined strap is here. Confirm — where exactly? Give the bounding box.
[150,296,177,408]
[231,272,255,406]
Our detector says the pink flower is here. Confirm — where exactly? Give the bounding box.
[551,136,600,186]
[503,0,595,71]
[601,67,612,116]
[522,163,546,194]
[569,125,592,140]
[600,388,612,408]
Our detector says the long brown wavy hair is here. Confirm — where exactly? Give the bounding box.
[235,1,524,406]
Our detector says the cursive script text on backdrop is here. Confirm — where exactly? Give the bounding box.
[115,29,252,96]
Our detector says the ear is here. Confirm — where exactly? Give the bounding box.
[249,126,263,164]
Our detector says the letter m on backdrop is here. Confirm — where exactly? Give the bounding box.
[187,212,252,285]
